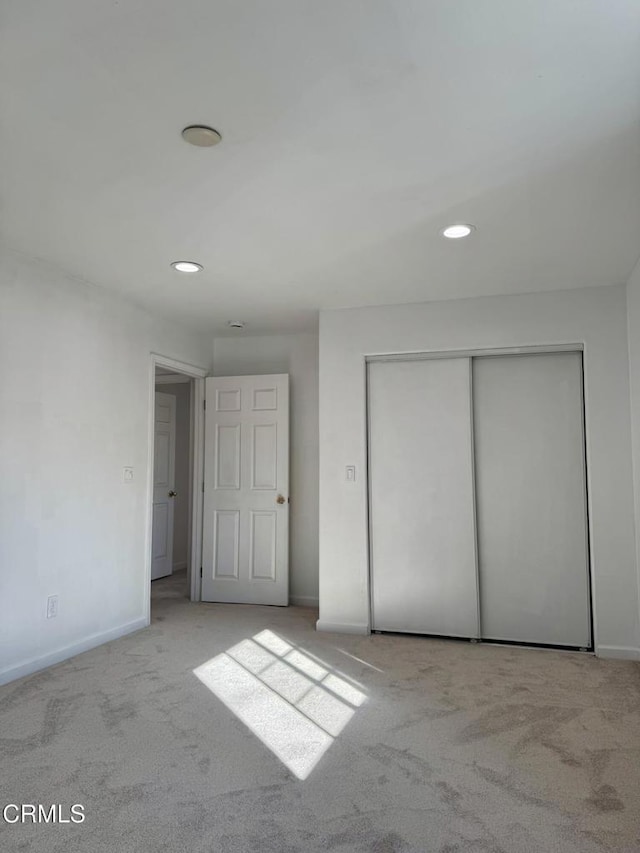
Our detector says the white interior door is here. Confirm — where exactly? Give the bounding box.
[368,358,479,637]
[202,374,289,605]
[151,392,176,581]
[473,352,591,647]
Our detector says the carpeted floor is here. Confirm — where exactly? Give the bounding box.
[1,570,639,852]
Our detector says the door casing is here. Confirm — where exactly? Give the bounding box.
[145,354,207,624]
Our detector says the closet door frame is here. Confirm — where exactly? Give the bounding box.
[365,343,594,650]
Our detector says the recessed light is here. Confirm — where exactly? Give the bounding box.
[227,321,245,329]
[181,126,222,147]
[441,224,475,239]
[171,261,203,273]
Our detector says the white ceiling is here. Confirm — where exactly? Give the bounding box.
[2,1,639,335]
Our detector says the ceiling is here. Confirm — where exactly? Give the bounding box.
[2,0,639,335]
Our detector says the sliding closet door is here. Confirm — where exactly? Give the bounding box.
[473,353,591,648]
[368,358,479,637]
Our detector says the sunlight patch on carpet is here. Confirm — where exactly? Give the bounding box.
[193,630,366,779]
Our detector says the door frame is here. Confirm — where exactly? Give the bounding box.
[145,353,207,623]
[365,342,595,650]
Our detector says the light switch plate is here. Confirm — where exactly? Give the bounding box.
[345,465,356,482]
[123,467,134,482]
[47,595,58,619]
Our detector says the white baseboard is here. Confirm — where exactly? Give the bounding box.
[0,617,148,686]
[172,561,188,571]
[595,645,640,660]
[289,595,319,608]
[316,620,369,635]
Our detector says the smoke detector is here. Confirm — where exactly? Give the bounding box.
[181,126,222,147]
[227,321,245,329]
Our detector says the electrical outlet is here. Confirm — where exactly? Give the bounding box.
[123,467,134,482]
[46,595,58,619]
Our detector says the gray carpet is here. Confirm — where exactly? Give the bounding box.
[1,569,639,852]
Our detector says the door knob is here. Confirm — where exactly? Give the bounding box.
[276,494,286,504]
[168,490,177,497]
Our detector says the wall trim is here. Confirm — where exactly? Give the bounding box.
[0,617,147,687]
[290,595,319,608]
[316,620,369,635]
[172,561,188,572]
[595,645,640,660]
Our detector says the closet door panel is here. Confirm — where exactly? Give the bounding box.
[473,353,591,648]
[368,358,479,637]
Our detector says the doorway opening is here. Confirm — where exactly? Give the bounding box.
[146,354,207,624]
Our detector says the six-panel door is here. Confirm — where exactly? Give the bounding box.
[202,375,289,605]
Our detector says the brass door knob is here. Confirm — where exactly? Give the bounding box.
[168,490,177,497]
[276,494,286,504]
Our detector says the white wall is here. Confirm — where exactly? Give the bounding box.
[212,333,319,606]
[0,250,212,684]
[626,258,640,639]
[155,381,191,571]
[318,285,640,658]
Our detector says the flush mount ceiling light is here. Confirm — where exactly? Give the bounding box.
[171,261,203,273]
[181,125,222,147]
[441,224,475,239]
